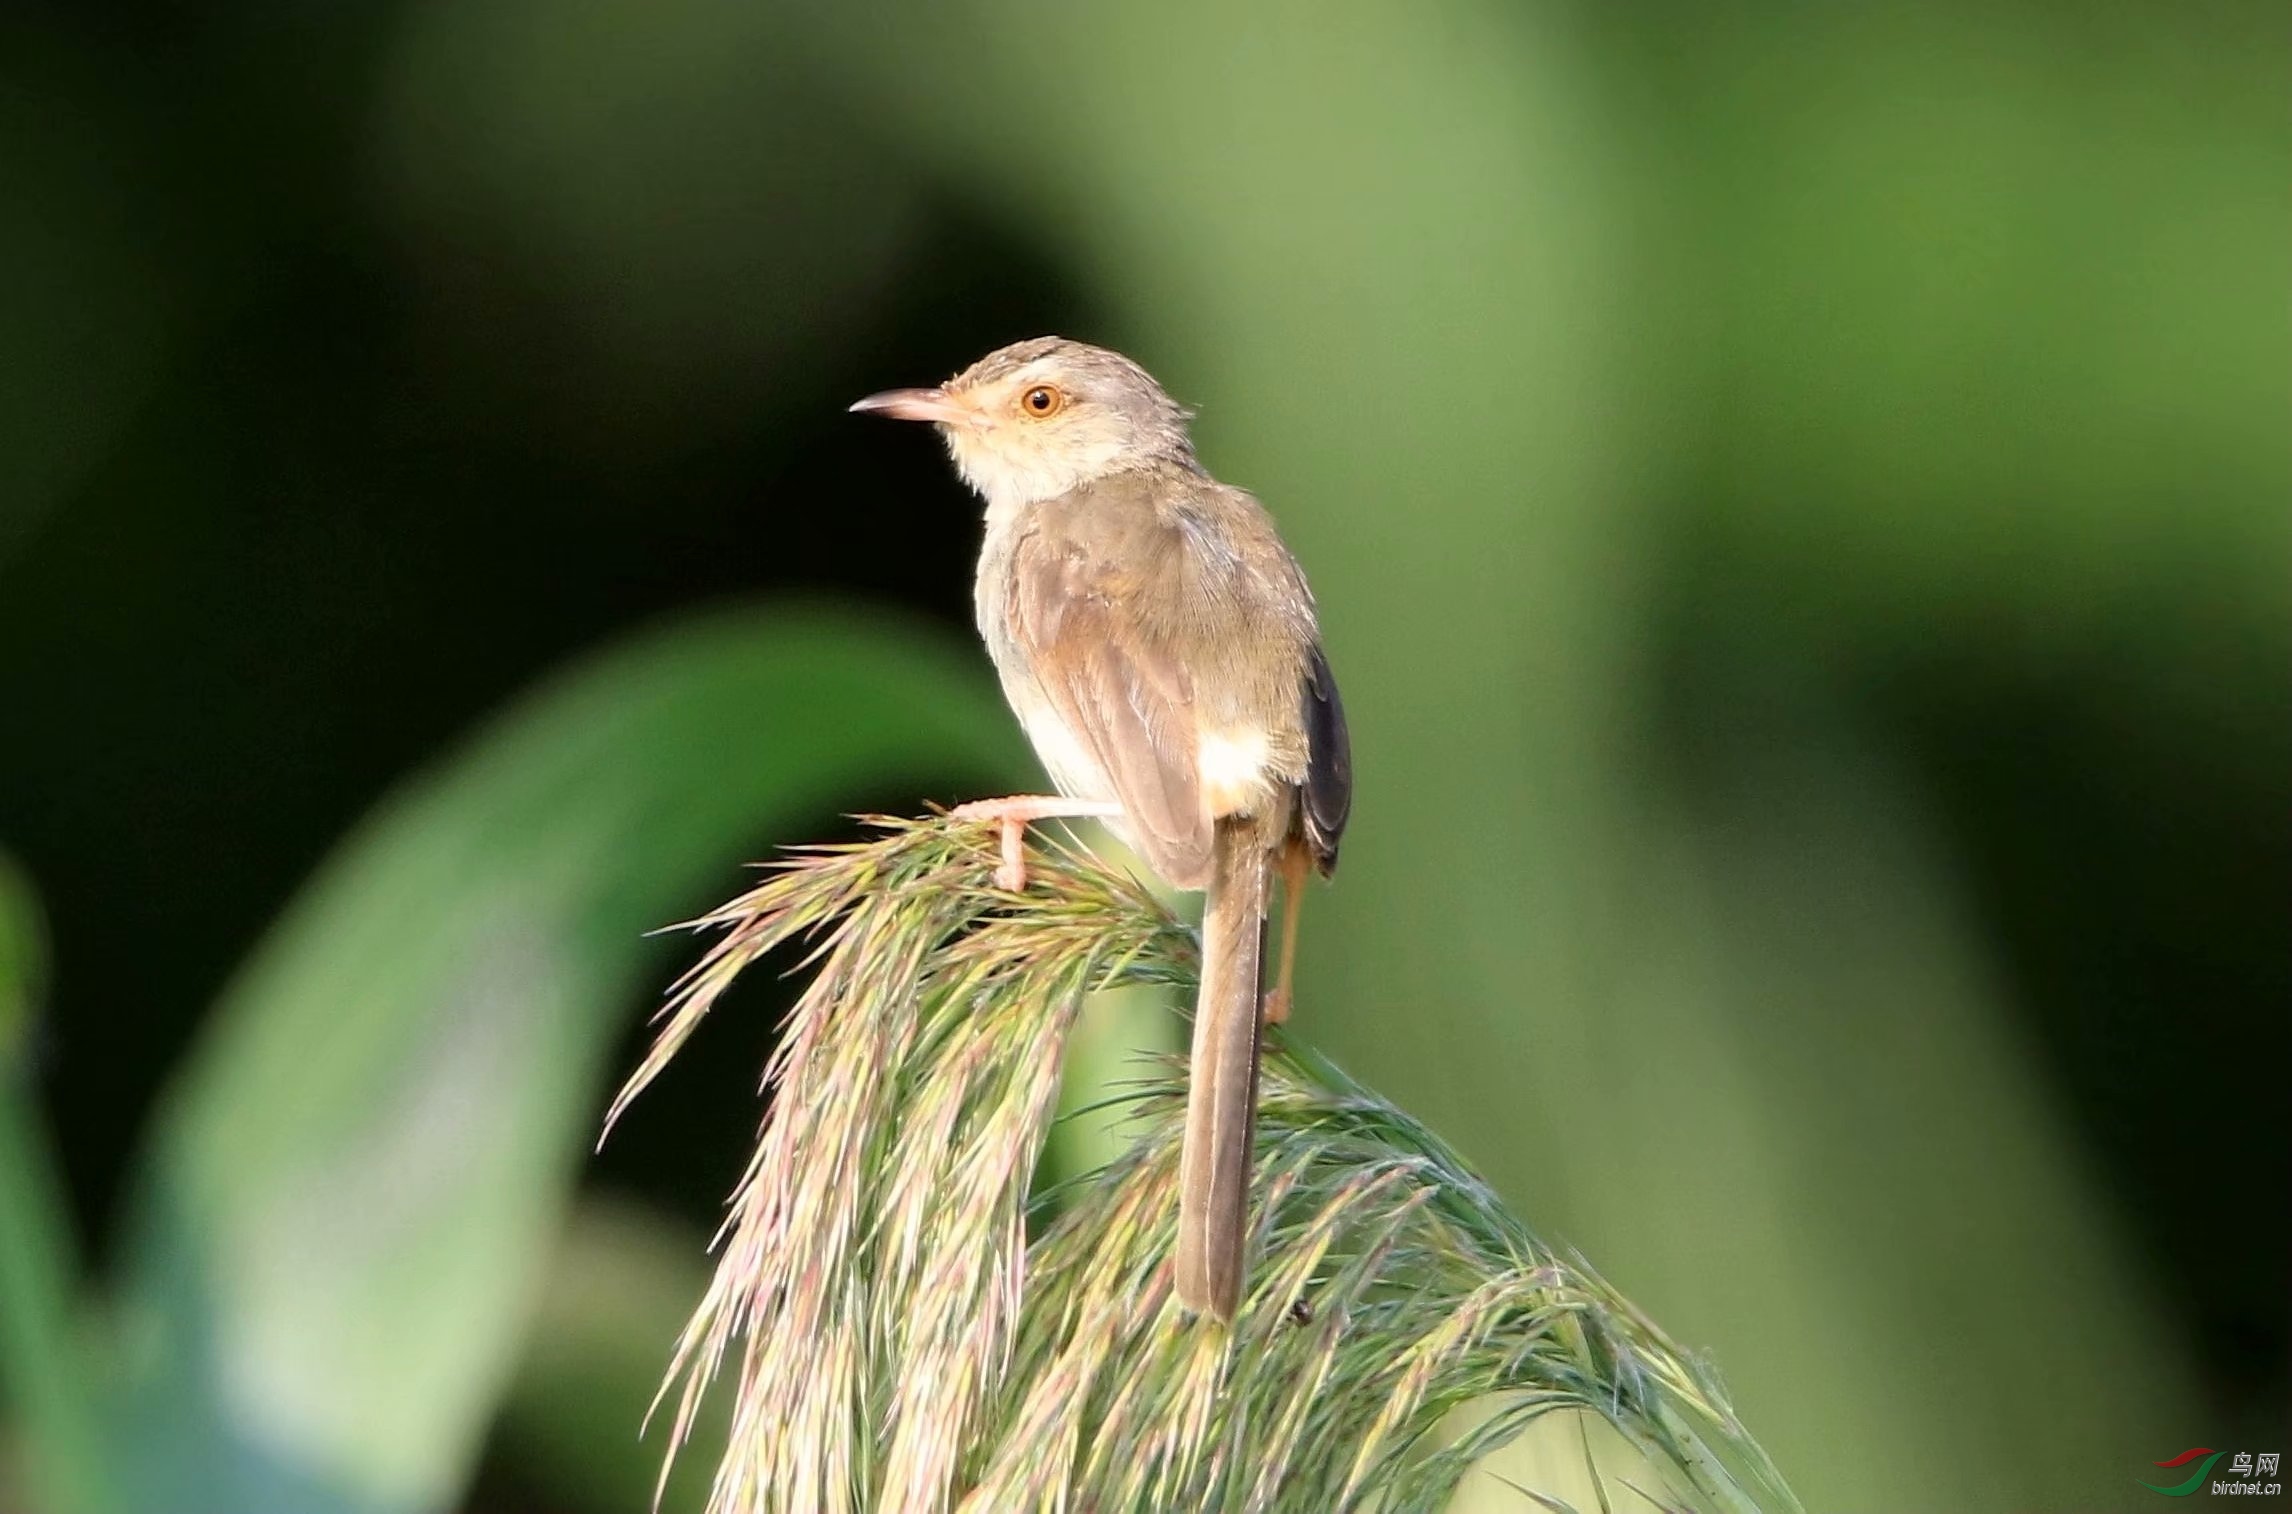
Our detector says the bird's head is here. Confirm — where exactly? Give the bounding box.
[851,337,1196,512]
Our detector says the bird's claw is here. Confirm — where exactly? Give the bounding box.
[992,822,1030,892]
[948,795,1121,892]
[948,801,1033,890]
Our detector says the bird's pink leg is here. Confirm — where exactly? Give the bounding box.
[948,795,1122,890]
[1262,837,1312,1026]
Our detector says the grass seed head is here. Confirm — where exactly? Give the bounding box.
[608,814,1798,1514]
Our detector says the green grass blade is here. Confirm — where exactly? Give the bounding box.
[107,607,1029,1514]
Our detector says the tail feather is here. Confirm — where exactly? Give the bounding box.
[1174,819,1268,1320]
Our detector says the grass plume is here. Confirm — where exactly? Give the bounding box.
[606,814,1799,1514]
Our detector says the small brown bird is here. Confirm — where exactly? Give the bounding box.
[853,337,1350,1320]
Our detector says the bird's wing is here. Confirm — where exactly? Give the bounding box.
[1007,499,1219,888]
[1300,643,1351,875]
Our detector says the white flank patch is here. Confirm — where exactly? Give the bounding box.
[1197,728,1272,816]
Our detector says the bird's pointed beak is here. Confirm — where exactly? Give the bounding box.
[848,386,975,427]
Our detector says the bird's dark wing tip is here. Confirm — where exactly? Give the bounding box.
[1301,644,1351,874]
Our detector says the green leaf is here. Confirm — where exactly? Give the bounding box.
[0,852,44,1074]
[786,7,2210,1506]
[489,1197,724,1514]
[108,606,1029,1514]
[0,853,119,1514]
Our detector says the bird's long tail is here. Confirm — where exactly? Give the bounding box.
[1175,818,1268,1320]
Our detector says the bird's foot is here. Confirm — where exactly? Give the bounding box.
[947,795,1121,890]
[1260,986,1292,1027]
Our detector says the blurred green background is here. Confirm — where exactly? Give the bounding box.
[1,2,2283,1510]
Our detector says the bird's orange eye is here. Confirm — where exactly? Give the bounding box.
[1020,384,1064,417]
